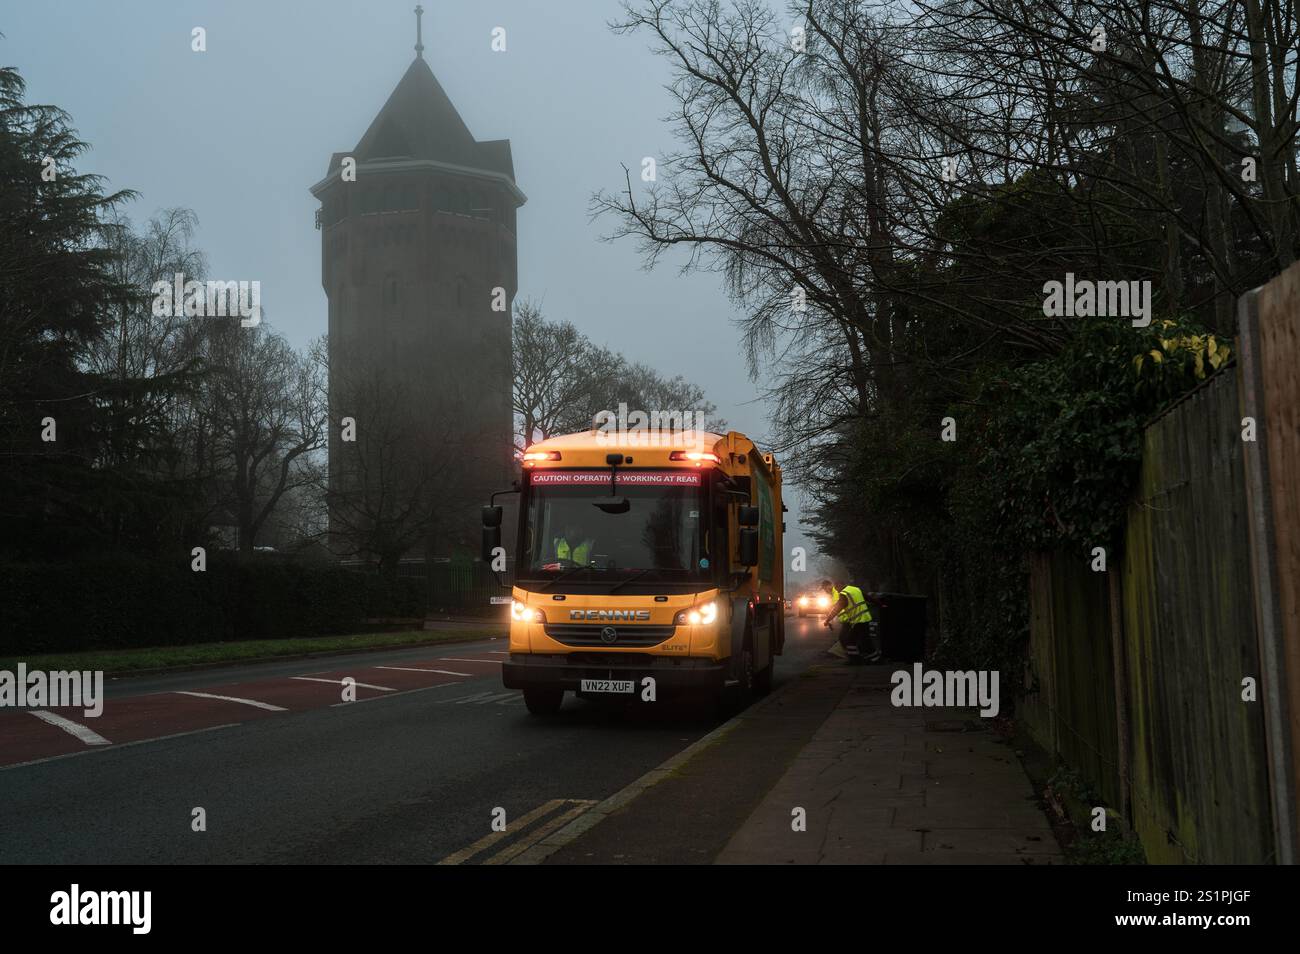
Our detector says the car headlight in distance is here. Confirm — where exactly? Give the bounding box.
[797,596,808,606]
[510,600,543,623]
[674,601,718,626]
[817,595,830,608]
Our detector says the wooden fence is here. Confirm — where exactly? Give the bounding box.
[1022,261,1300,864]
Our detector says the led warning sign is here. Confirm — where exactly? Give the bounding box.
[529,470,702,486]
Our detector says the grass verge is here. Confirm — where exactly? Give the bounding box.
[0,628,498,677]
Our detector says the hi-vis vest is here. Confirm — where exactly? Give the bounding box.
[833,585,872,624]
[555,537,593,564]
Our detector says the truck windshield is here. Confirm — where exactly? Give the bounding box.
[521,471,707,582]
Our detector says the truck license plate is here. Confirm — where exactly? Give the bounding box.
[580,679,634,694]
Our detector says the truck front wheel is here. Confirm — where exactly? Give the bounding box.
[735,643,754,697]
[523,688,564,715]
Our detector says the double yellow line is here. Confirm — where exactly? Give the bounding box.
[437,798,597,865]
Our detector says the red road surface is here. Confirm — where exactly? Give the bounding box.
[0,653,504,768]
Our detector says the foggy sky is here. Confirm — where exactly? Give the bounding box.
[5,0,822,580]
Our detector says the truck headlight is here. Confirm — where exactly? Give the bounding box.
[510,600,543,623]
[675,601,718,626]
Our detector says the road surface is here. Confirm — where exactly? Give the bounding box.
[0,617,830,864]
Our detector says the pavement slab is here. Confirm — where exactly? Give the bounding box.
[716,663,1062,864]
[537,652,1061,865]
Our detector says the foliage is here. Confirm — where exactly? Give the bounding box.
[977,315,1231,555]
[0,555,425,654]
[920,313,1232,674]
[0,65,137,556]
[0,64,327,561]
[1049,766,1147,865]
[600,0,1286,684]
[1132,321,1232,387]
[0,629,488,678]
[1066,831,1147,866]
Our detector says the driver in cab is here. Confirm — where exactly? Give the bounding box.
[549,522,594,567]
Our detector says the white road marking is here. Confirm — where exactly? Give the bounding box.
[454,691,515,705]
[376,666,473,677]
[291,676,395,692]
[437,657,501,665]
[328,683,455,707]
[438,690,517,705]
[174,691,286,712]
[27,710,110,746]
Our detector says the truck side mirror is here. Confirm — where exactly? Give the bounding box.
[738,505,760,528]
[738,527,759,566]
[482,505,502,562]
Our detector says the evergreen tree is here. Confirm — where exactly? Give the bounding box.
[0,63,137,557]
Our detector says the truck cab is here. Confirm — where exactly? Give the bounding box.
[481,430,785,715]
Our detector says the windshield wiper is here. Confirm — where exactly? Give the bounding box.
[607,568,656,594]
[539,563,594,592]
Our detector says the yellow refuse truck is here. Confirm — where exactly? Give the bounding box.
[481,429,785,715]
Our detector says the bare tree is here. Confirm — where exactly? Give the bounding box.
[89,208,206,387]
[198,321,327,558]
[596,0,1296,588]
[605,360,726,432]
[513,299,726,448]
[909,0,1297,325]
[511,299,624,451]
[75,208,212,549]
[326,355,475,578]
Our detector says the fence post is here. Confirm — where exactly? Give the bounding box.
[1107,568,1132,821]
[1237,285,1298,865]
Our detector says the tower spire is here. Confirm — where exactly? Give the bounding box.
[414,5,425,60]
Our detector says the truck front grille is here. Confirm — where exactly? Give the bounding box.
[563,652,657,668]
[543,624,676,647]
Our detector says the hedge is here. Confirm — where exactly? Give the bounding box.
[0,555,426,654]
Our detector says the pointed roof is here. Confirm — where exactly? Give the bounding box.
[323,57,516,182]
[358,58,476,162]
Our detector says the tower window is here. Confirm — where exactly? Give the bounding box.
[384,276,399,307]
